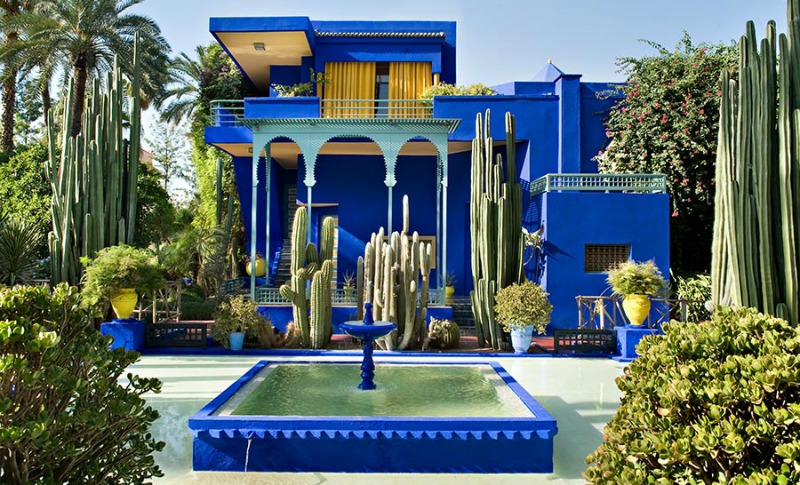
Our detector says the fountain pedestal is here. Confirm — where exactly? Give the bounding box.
[339,303,396,390]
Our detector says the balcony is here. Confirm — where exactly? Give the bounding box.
[210,98,434,126]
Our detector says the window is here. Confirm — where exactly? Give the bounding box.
[374,62,390,117]
[584,244,630,273]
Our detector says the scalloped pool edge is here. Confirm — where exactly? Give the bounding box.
[189,360,558,473]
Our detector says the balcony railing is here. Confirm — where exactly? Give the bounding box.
[210,99,245,126]
[320,99,432,119]
[210,98,433,126]
[529,173,667,196]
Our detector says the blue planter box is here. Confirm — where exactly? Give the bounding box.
[100,318,145,351]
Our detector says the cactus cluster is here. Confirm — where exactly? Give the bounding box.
[470,110,525,350]
[47,36,142,285]
[361,195,433,350]
[278,207,334,348]
[422,317,460,350]
[711,0,800,323]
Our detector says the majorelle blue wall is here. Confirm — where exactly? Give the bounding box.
[536,191,671,331]
[257,20,457,96]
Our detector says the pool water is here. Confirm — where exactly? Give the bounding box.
[224,364,533,417]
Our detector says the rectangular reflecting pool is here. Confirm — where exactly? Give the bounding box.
[189,360,558,473]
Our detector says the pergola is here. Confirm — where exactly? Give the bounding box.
[243,117,461,299]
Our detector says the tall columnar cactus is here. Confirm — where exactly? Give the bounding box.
[362,195,432,350]
[712,0,800,323]
[47,36,142,285]
[470,110,525,350]
[356,255,365,320]
[279,207,335,348]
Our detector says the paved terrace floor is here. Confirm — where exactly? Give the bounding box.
[132,355,625,484]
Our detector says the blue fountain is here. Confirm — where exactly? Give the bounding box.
[338,302,396,390]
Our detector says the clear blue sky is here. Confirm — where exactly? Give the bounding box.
[132,0,788,84]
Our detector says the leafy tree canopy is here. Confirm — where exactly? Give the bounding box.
[596,33,737,272]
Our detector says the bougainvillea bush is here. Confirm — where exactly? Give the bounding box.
[0,285,164,483]
[585,307,800,483]
[596,34,736,272]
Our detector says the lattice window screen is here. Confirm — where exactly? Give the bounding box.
[585,244,630,273]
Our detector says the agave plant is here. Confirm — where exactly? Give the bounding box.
[0,216,44,285]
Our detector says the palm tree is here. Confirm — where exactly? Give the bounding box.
[0,0,36,153]
[160,46,204,125]
[1,0,170,137]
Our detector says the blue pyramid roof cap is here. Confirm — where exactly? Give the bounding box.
[532,61,565,82]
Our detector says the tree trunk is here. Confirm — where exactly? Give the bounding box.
[70,59,88,137]
[1,68,17,153]
[1,29,19,153]
[42,82,51,122]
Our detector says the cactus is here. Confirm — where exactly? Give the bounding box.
[362,195,433,350]
[712,0,800,323]
[423,318,460,350]
[469,110,525,349]
[355,256,365,320]
[279,207,335,348]
[47,35,142,285]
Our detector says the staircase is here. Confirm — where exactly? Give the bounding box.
[450,297,475,328]
[273,238,293,288]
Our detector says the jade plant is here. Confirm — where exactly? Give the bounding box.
[493,281,552,334]
[585,306,800,483]
[80,244,165,308]
[0,284,164,483]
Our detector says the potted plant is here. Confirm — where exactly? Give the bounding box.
[245,251,266,277]
[494,281,552,353]
[445,272,457,302]
[342,271,356,301]
[606,260,667,327]
[81,245,165,320]
[212,295,269,351]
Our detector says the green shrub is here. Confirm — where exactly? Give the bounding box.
[673,272,712,322]
[419,82,496,105]
[180,300,217,320]
[80,245,165,307]
[493,281,552,334]
[211,295,270,348]
[0,284,164,483]
[0,215,44,285]
[585,307,800,483]
[606,260,667,297]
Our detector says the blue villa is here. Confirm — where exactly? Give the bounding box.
[204,16,670,331]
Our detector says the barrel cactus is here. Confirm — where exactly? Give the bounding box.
[423,318,461,350]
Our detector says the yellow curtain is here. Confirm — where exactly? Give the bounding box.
[323,62,376,118]
[388,62,432,118]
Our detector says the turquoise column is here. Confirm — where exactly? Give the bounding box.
[382,140,400,235]
[264,143,271,287]
[249,145,261,300]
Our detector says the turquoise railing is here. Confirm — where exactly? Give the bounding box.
[253,285,445,306]
[210,99,245,126]
[210,98,433,126]
[529,173,667,196]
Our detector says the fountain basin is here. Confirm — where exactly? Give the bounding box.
[189,360,558,473]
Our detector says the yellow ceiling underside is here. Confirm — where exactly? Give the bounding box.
[213,141,476,168]
[216,31,312,89]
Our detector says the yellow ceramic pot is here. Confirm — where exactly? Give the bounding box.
[622,294,651,326]
[245,256,267,277]
[110,288,138,320]
[445,286,455,302]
